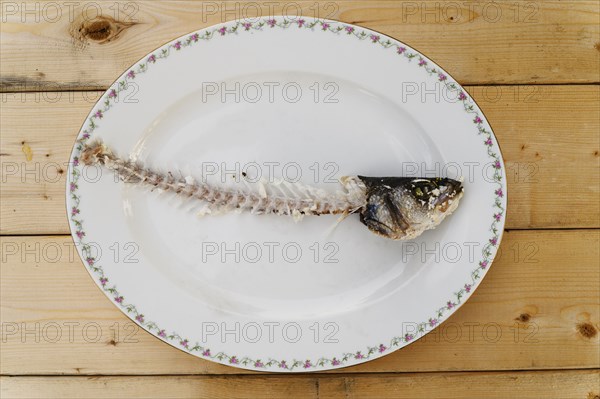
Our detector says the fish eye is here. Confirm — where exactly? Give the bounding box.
[366,203,379,213]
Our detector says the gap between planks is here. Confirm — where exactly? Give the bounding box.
[1,1,599,89]
[3,82,599,95]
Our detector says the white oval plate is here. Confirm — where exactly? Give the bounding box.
[67,17,506,372]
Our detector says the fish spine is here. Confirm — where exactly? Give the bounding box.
[80,141,367,218]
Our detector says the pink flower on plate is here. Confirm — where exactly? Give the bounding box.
[127,70,135,79]
[485,138,493,146]
[158,330,166,338]
[76,230,84,239]
[230,356,239,364]
[321,22,330,30]
[94,110,103,119]
[474,116,483,124]
[345,26,354,34]
[147,54,156,63]
[267,19,276,27]
[447,301,455,309]
[438,73,447,81]
[493,160,501,169]
[190,33,199,42]
[489,237,498,246]
[404,334,414,341]
[180,339,189,348]
[254,360,264,368]
[72,157,79,167]
[397,46,406,54]
[378,344,387,353]
[71,206,79,216]
[418,58,427,66]
[202,349,211,357]
[242,22,252,30]
[355,351,364,359]
[173,41,182,50]
[108,89,117,98]
[495,188,503,197]
[115,296,124,303]
[297,19,305,28]
[370,34,380,42]
[480,260,489,269]
[464,284,472,293]
[494,213,502,221]
[99,277,108,286]
[332,358,341,366]
[86,257,94,265]
[303,360,312,369]
[82,133,90,140]
[458,92,467,101]
[279,360,288,369]
[429,318,438,327]
[218,26,227,35]
[135,314,144,323]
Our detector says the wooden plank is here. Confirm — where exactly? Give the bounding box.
[1,370,598,398]
[2,85,598,234]
[1,1,598,90]
[1,230,598,375]
[0,92,92,234]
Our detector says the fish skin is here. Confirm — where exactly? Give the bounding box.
[357,176,464,240]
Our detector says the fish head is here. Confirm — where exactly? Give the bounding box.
[357,176,464,240]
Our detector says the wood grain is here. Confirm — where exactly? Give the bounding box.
[1,370,599,398]
[2,85,598,234]
[2,1,597,395]
[1,1,599,91]
[1,230,598,375]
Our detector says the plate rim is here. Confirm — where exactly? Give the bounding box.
[65,16,507,372]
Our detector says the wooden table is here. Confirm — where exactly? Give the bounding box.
[1,1,599,397]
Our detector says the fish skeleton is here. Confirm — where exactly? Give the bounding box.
[80,141,464,240]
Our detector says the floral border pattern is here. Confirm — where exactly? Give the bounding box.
[68,17,505,371]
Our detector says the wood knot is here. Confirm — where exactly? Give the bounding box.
[577,322,597,339]
[515,313,531,322]
[107,339,118,346]
[21,142,33,161]
[587,392,599,399]
[84,19,113,41]
[71,15,136,45]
